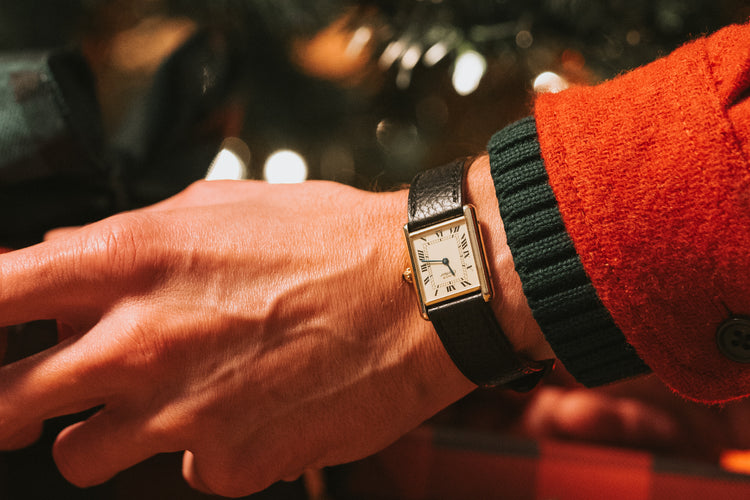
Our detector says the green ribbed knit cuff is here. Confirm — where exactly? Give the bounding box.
[488,116,650,386]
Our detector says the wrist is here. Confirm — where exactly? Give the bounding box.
[402,158,553,389]
[464,155,555,363]
[376,190,476,403]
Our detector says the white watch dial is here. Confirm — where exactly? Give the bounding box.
[409,217,482,305]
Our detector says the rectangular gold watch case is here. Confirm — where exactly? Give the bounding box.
[404,204,494,319]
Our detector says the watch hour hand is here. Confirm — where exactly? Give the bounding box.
[442,258,456,276]
[420,257,456,276]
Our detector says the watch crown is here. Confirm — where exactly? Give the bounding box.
[402,266,414,284]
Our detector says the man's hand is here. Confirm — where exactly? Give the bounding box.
[522,372,750,462]
[0,179,478,497]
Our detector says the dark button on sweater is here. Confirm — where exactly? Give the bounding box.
[717,317,750,363]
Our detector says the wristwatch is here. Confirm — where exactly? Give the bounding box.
[403,159,551,390]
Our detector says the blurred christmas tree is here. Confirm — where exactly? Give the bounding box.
[0,0,748,241]
[155,0,747,184]
[2,0,747,191]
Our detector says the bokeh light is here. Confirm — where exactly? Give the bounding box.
[533,71,569,94]
[264,149,308,183]
[205,138,250,181]
[452,50,486,96]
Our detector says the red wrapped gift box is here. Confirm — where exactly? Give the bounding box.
[336,426,750,500]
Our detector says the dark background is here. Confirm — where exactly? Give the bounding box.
[0,1,747,498]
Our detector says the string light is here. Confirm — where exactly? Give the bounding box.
[205,137,250,181]
[423,41,448,67]
[452,49,486,96]
[533,71,569,94]
[264,150,308,184]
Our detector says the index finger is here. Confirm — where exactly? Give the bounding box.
[0,218,137,327]
[0,239,87,326]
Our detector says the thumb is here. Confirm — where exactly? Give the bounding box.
[523,387,681,450]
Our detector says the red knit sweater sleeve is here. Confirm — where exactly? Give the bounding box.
[534,22,750,403]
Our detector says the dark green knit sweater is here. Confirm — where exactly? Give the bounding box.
[488,117,650,387]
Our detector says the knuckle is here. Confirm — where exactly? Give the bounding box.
[81,215,145,277]
[110,317,169,384]
[103,219,140,273]
[144,409,190,449]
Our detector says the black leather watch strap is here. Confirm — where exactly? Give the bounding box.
[408,159,465,232]
[407,159,551,390]
[429,292,550,390]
